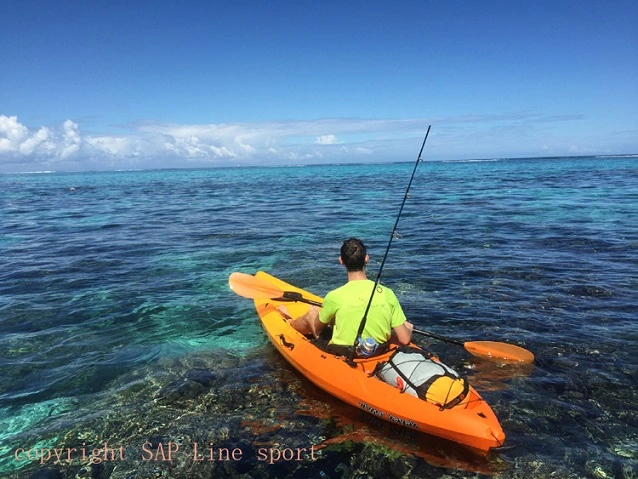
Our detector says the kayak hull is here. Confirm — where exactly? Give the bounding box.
[252,271,506,453]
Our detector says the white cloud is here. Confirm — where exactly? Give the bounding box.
[60,120,82,158]
[85,136,137,156]
[0,115,29,154]
[1,112,628,172]
[162,134,237,159]
[0,115,81,160]
[19,126,53,155]
[1,115,430,170]
[316,134,339,145]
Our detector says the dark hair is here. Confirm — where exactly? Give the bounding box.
[340,238,367,272]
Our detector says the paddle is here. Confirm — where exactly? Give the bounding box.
[229,272,322,306]
[229,272,535,364]
[411,329,534,364]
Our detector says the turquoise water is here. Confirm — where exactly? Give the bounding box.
[1,157,637,478]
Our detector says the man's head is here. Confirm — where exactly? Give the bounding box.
[340,237,369,272]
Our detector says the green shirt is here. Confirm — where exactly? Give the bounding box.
[319,279,407,346]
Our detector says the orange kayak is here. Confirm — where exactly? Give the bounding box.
[251,271,506,454]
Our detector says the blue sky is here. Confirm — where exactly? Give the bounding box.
[1,0,637,172]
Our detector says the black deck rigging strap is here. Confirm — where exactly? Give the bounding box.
[375,346,469,410]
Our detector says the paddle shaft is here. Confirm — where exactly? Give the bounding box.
[413,328,464,347]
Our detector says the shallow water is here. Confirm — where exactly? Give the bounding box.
[1,157,637,478]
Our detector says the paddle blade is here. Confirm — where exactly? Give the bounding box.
[464,341,535,364]
[229,272,284,299]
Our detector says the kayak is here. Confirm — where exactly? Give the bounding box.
[247,271,506,454]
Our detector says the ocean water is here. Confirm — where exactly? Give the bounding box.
[1,156,637,478]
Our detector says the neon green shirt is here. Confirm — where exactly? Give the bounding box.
[319,279,407,346]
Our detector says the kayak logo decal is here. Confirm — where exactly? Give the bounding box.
[387,414,419,430]
[358,402,419,430]
[358,402,384,418]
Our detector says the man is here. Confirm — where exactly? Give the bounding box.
[287,238,413,354]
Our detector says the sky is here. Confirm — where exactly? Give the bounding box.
[1,0,637,173]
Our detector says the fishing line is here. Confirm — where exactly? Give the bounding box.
[347,125,432,365]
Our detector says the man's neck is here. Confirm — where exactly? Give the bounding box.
[347,270,368,282]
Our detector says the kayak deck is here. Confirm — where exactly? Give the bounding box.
[252,271,506,453]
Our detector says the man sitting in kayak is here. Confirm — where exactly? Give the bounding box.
[285,237,413,355]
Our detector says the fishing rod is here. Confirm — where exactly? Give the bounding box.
[347,125,432,365]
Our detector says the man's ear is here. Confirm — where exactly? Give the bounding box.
[339,256,344,265]
[365,254,370,264]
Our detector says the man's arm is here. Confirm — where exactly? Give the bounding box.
[287,305,326,338]
[392,320,413,345]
